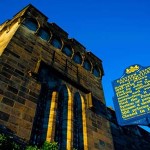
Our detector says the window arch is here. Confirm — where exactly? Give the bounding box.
[73,92,84,150]
[51,37,62,49]
[62,46,73,57]
[38,28,51,41]
[54,85,68,149]
[22,18,38,31]
[93,65,100,77]
[73,52,82,64]
[83,59,91,71]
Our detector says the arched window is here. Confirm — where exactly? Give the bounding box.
[55,85,68,149]
[73,93,84,150]
[23,18,38,31]
[62,46,73,57]
[73,52,82,64]
[93,66,100,77]
[83,59,91,71]
[38,28,51,41]
[51,38,62,49]
[31,62,61,144]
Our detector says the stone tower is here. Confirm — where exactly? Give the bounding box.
[0,5,114,149]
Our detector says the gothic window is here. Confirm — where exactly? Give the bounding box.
[41,91,52,141]
[30,84,50,144]
[93,65,100,77]
[23,18,38,31]
[38,28,51,41]
[54,85,68,149]
[51,38,62,49]
[83,59,91,71]
[73,93,84,150]
[73,52,82,64]
[62,46,73,57]
[30,62,61,145]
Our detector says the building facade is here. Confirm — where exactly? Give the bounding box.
[0,5,149,150]
[107,107,150,150]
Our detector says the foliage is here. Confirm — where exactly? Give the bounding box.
[41,141,58,150]
[25,145,39,150]
[12,141,21,150]
[0,133,20,150]
[0,133,77,150]
[25,141,58,150]
[0,134,7,143]
[0,133,7,149]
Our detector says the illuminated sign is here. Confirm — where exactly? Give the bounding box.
[112,65,150,126]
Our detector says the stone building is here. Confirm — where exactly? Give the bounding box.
[107,107,150,150]
[0,4,150,150]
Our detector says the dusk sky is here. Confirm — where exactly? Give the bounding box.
[0,0,150,131]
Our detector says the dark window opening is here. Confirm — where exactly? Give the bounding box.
[23,18,38,31]
[73,93,84,150]
[30,84,50,146]
[38,29,51,41]
[73,52,82,64]
[54,86,68,149]
[51,38,62,49]
[83,59,91,71]
[62,46,73,57]
[93,66,100,77]
[30,62,61,146]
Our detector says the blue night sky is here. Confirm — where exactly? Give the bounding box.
[0,0,150,131]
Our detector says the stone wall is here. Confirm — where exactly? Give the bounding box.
[0,6,112,149]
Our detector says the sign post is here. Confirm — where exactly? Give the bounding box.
[112,65,150,126]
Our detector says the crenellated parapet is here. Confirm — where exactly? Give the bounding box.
[1,4,103,79]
